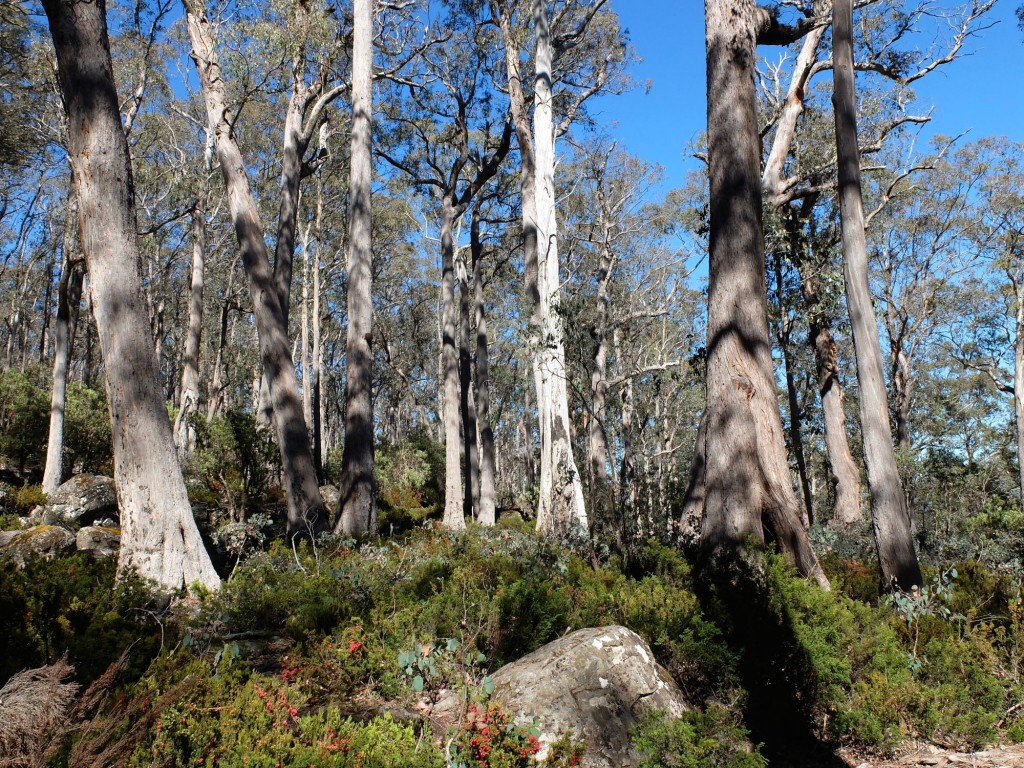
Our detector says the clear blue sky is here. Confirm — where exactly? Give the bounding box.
[589,1,1024,192]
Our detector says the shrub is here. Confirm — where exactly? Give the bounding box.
[632,706,766,768]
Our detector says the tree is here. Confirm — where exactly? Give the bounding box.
[378,1,514,530]
[337,0,377,536]
[491,0,629,538]
[182,0,329,539]
[832,0,922,591]
[41,0,219,591]
[698,0,827,586]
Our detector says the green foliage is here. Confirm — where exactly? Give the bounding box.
[132,665,444,768]
[6,483,46,515]
[187,409,280,519]
[0,368,49,472]
[63,381,113,474]
[0,370,112,479]
[632,706,766,768]
[0,552,164,684]
[375,433,444,530]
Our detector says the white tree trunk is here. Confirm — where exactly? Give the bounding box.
[42,253,83,494]
[532,1,587,538]
[43,0,219,591]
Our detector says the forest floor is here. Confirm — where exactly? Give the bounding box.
[840,745,1024,767]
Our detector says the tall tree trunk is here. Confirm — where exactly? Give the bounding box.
[588,240,613,519]
[312,181,325,480]
[700,0,826,586]
[42,253,83,494]
[832,0,921,591]
[1015,280,1024,506]
[458,252,480,520]
[300,222,313,429]
[174,174,209,459]
[43,0,219,590]
[439,199,465,530]
[183,0,328,538]
[337,0,377,535]
[772,248,814,527]
[472,209,496,526]
[532,1,587,537]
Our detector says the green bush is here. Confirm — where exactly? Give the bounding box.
[632,706,766,768]
[187,410,280,520]
[0,368,49,473]
[0,553,165,684]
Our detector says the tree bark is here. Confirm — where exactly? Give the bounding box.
[809,316,864,527]
[700,0,827,587]
[1015,281,1024,506]
[439,199,466,530]
[43,0,219,591]
[832,0,921,591]
[337,0,377,536]
[532,0,588,538]
[183,0,328,539]
[458,250,480,521]
[472,208,497,526]
[174,170,209,460]
[42,253,83,494]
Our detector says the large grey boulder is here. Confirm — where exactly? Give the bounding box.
[37,474,117,526]
[0,525,76,565]
[75,525,120,558]
[490,625,689,767]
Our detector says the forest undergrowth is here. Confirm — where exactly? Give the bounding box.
[2,519,1023,768]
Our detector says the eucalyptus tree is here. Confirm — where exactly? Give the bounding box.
[834,0,924,591]
[337,0,376,535]
[41,0,219,590]
[697,0,827,585]
[755,0,993,534]
[377,0,514,529]
[489,0,631,538]
[182,0,331,537]
[561,141,700,542]
[940,139,1024,504]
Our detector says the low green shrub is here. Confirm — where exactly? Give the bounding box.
[632,705,766,768]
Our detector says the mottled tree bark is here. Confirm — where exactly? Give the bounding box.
[43,0,219,591]
[183,0,328,538]
[832,0,921,591]
[337,0,378,535]
[700,0,827,586]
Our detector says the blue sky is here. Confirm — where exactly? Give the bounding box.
[589,0,1024,193]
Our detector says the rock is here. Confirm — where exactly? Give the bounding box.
[0,525,76,565]
[75,526,120,558]
[320,485,340,511]
[38,474,117,526]
[489,625,689,768]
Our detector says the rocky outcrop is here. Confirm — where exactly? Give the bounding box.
[0,525,76,565]
[75,526,120,558]
[36,474,117,526]
[489,625,689,767]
